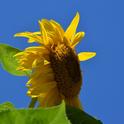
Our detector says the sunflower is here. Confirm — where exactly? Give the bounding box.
[14,13,96,109]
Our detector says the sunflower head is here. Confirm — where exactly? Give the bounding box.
[14,13,96,109]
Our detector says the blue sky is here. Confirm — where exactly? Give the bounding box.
[0,0,123,123]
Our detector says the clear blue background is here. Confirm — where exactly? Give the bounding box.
[0,0,123,123]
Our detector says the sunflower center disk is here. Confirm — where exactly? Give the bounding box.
[49,44,82,98]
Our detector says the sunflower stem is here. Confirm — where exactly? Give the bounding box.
[28,98,37,108]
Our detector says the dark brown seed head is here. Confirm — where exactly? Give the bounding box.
[49,43,82,98]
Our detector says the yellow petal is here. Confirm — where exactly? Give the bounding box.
[39,20,49,45]
[65,12,80,41]
[63,36,70,45]
[14,32,43,44]
[50,21,63,43]
[78,52,96,61]
[27,81,57,96]
[71,32,85,47]
[31,32,41,35]
[44,60,50,65]
[42,19,62,44]
[50,19,64,36]
[13,52,24,58]
[32,58,44,68]
[25,46,49,55]
[16,51,42,70]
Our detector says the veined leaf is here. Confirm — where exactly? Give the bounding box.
[0,43,31,76]
[0,101,70,124]
[0,101,103,124]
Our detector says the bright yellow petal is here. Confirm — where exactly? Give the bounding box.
[14,51,24,58]
[65,12,80,41]
[42,19,62,44]
[39,20,49,45]
[63,36,70,45]
[31,32,41,35]
[32,58,44,68]
[27,81,57,96]
[25,46,49,54]
[25,46,50,61]
[71,32,85,47]
[14,32,43,44]
[50,19,64,37]
[78,52,96,61]
[16,51,43,70]
[41,19,54,33]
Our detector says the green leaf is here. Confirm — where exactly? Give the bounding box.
[0,43,31,76]
[0,101,71,124]
[0,102,15,111]
[66,106,102,124]
[0,101,103,124]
